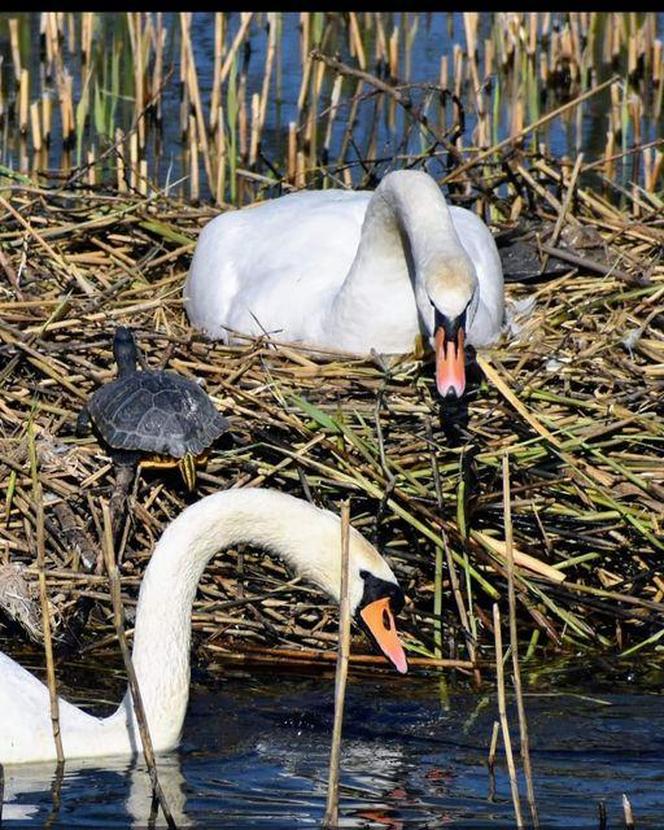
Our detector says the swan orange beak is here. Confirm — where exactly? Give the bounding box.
[360,597,408,674]
[434,325,465,398]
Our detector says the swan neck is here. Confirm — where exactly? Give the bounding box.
[122,490,361,750]
[327,172,469,349]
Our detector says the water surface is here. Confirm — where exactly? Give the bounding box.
[3,674,663,828]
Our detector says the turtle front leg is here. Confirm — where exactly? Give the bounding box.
[178,453,197,491]
[109,451,139,554]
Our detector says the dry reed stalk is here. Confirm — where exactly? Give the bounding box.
[29,426,65,764]
[493,602,523,828]
[249,92,260,167]
[127,13,146,152]
[323,499,351,829]
[214,104,226,205]
[287,121,297,183]
[9,18,21,82]
[256,12,277,150]
[388,25,399,80]
[129,130,138,192]
[178,13,190,141]
[139,159,148,197]
[374,13,387,65]
[487,720,500,801]
[30,101,42,154]
[443,536,481,687]
[218,13,253,90]
[18,68,30,137]
[189,114,199,202]
[180,14,213,191]
[209,13,225,134]
[296,52,313,127]
[41,92,52,149]
[153,13,165,126]
[115,127,127,193]
[323,73,343,157]
[348,12,367,70]
[463,13,480,93]
[87,148,96,188]
[237,82,248,184]
[503,455,539,828]
[101,501,176,830]
[295,149,306,187]
[306,61,325,167]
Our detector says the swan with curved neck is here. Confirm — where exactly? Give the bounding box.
[184,169,504,398]
[0,489,407,765]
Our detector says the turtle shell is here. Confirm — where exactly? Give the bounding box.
[87,370,229,458]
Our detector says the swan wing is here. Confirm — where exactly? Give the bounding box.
[449,206,504,345]
[184,190,372,343]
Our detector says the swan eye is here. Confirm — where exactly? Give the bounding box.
[358,570,405,615]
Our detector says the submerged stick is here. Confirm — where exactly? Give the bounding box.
[29,424,65,765]
[323,499,352,829]
[101,501,176,830]
[493,602,524,828]
[503,454,539,829]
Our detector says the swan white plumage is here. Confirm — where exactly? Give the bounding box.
[0,489,407,765]
[184,169,504,398]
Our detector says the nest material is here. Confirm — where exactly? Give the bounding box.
[0,160,662,679]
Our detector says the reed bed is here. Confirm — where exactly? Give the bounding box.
[0,138,661,681]
[0,13,662,206]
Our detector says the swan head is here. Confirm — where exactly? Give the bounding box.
[354,569,407,674]
[421,255,478,399]
[277,502,409,674]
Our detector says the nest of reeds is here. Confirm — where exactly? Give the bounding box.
[0,149,662,683]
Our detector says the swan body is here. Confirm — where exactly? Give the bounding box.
[0,489,406,765]
[184,169,504,397]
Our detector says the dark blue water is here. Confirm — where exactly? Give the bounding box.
[3,676,663,828]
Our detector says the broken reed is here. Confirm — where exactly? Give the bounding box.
[0,12,662,204]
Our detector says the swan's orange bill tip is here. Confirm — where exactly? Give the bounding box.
[434,327,466,399]
[360,597,408,674]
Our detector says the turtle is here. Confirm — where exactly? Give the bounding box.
[77,326,229,490]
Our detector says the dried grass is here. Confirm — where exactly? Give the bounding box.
[0,149,662,680]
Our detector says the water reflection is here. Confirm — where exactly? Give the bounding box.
[3,676,664,828]
[2,755,187,826]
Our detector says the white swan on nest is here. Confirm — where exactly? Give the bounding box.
[184,169,504,398]
[0,489,407,765]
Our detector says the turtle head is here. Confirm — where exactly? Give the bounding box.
[113,327,139,377]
